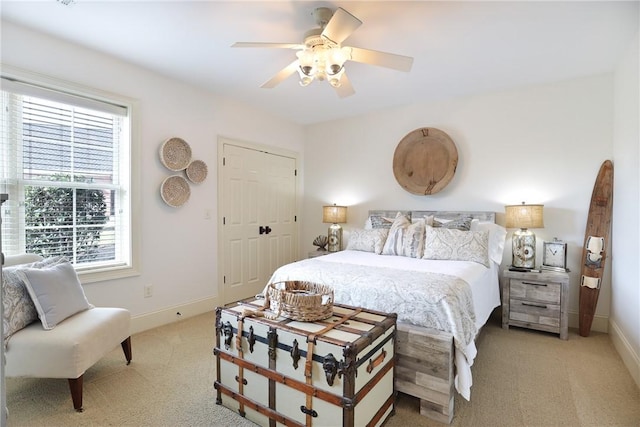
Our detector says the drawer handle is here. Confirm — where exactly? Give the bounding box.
[522,282,547,286]
[522,302,548,309]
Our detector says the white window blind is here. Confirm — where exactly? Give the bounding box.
[1,76,134,276]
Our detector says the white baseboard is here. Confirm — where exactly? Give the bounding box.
[568,310,608,333]
[609,319,640,390]
[130,296,221,335]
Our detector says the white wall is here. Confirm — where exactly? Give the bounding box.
[611,31,640,388]
[1,21,305,332]
[304,74,614,332]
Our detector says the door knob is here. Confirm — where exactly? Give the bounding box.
[259,226,273,235]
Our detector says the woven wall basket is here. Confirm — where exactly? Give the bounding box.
[160,175,190,207]
[185,159,208,183]
[160,137,192,171]
[266,281,334,322]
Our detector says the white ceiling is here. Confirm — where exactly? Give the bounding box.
[1,1,638,125]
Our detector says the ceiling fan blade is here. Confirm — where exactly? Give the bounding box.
[334,72,355,98]
[261,61,299,88]
[321,7,362,45]
[232,42,304,49]
[348,47,414,72]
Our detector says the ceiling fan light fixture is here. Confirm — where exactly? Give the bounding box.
[329,76,342,88]
[326,47,349,75]
[297,68,314,86]
[296,50,316,76]
[329,65,346,87]
[233,7,413,97]
[328,63,343,75]
[299,77,313,87]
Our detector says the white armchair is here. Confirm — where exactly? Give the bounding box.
[2,254,132,412]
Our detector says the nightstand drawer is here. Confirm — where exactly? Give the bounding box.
[509,299,560,328]
[510,279,561,304]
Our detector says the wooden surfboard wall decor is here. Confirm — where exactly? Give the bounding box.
[579,160,613,337]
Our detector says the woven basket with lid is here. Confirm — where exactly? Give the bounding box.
[265,281,334,322]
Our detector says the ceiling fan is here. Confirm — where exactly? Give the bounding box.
[232,7,414,98]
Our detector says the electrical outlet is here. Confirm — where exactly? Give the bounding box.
[144,283,153,298]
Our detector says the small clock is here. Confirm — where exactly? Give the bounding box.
[542,238,569,272]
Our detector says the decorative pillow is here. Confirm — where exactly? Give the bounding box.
[413,215,434,226]
[382,213,411,255]
[433,217,473,231]
[423,226,490,267]
[2,256,66,348]
[402,218,426,258]
[364,211,411,230]
[17,260,92,330]
[346,229,389,254]
[471,221,507,265]
[364,215,392,230]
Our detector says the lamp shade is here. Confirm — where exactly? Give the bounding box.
[505,203,544,229]
[322,205,347,224]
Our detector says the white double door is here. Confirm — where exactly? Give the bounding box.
[220,140,298,304]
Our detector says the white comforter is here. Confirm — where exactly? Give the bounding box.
[266,250,501,400]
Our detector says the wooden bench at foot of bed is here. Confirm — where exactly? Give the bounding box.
[396,323,455,424]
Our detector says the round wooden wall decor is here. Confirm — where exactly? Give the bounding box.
[393,127,458,195]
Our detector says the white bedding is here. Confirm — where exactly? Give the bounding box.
[266,250,501,400]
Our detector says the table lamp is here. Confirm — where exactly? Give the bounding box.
[505,202,544,270]
[322,204,347,252]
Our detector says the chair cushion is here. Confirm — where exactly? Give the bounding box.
[4,307,131,379]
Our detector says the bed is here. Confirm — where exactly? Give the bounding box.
[265,210,506,424]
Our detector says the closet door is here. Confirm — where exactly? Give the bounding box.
[221,141,297,304]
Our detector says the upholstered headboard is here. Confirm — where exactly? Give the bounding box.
[367,210,496,223]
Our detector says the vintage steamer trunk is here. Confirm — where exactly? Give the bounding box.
[214,299,397,427]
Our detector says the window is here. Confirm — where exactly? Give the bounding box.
[1,69,139,282]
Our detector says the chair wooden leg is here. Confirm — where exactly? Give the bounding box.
[68,376,84,412]
[121,336,132,365]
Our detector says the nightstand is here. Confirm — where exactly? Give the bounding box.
[502,269,569,340]
[308,250,330,258]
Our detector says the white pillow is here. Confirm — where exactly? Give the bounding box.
[18,260,92,330]
[470,221,507,265]
[382,213,411,255]
[402,218,426,258]
[346,229,389,254]
[423,226,491,267]
[2,256,66,348]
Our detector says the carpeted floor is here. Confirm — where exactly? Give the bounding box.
[5,310,640,426]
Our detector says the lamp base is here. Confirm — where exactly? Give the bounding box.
[512,228,536,269]
[327,224,342,252]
